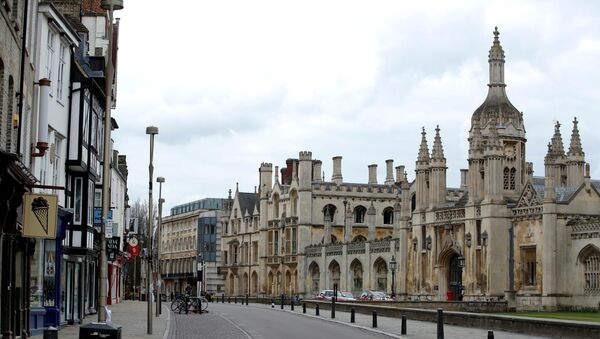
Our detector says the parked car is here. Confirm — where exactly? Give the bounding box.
[359,291,392,301]
[338,291,356,301]
[316,289,342,300]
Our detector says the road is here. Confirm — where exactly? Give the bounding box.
[167,301,548,339]
[168,302,392,339]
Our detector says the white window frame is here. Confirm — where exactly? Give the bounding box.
[57,43,66,100]
[74,177,83,224]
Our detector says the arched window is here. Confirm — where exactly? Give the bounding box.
[290,190,298,217]
[353,205,367,223]
[383,207,394,224]
[350,259,363,293]
[272,193,280,220]
[309,262,320,293]
[510,168,516,190]
[323,204,336,223]
[352,235,367,243]
[584,250,600,295]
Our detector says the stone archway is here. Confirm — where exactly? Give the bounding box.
[251,271,258,294]
[308,262,320,294]
[285,270,292,295]
[439,247,462,300]
[268,271,274,295]
[328,260,341,289]
[350,259,363,294]
[373,257,388,291]
[228,273,235,295]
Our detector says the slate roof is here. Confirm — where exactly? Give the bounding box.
[531,176,600,203]
[238,192,259,215]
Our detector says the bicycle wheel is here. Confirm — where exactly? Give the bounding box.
[201,297,208,311]
[177,299,187,314]
[170,299,181,312]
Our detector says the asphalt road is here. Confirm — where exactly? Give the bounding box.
[168,302,392,339]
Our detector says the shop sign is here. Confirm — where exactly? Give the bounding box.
[22,193,58,239]
[107,237,120,261]
[94,208,113,225]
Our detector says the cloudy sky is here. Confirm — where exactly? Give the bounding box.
[112,0,600,214]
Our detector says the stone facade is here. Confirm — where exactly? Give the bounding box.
[221,28,600,311]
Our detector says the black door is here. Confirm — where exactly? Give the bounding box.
[448,255,463,300]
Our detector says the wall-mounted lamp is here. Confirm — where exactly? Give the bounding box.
[31,78,51,157]
[426,235,432,250]
[465,232,472,248]
[481,230,488,246]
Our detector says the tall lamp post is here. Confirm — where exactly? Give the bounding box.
[99,0,124,323]
[155,176,165,316]
[390,255,397,299]
[146,126,158,334]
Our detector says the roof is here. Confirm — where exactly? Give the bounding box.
[238,192,259,215]
[531,176,600,203]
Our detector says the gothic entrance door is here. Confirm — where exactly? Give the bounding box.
[448,255,462,301]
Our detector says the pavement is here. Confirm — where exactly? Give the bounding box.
[31,301,168,339]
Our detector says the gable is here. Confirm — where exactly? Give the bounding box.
[516,181,542,208]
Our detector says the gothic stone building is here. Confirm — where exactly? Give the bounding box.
[221,29,600,310]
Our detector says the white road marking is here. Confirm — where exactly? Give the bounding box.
[218,312,254,339]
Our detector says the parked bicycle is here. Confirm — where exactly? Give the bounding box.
[170,293,208,314]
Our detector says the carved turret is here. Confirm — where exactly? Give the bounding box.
[483,119,505,203]
[429,126,447,209]
[415,128,430,211]
[566,118,585,187]
[367,201,376,241]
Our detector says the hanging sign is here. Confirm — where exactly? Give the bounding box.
[107,237,120,261]
[22,193,58,239]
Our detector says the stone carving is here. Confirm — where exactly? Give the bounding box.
[516,183,541,208]
[435,208,465,222]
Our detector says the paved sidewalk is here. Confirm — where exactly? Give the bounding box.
[214,301,548,339]
[32,301,168,339]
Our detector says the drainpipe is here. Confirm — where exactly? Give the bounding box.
[16,0,30,158]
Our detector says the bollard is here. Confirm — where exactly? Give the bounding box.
[487,330,494,339]
[228,297,231,303]
[303,303,306,314]
[372,310,377,328]
[331,299,335,319]
[222,294,225,303]
[316,304,320,316]
[437,308,444,339]
[281,294,284,310]
[401,315,407,335]
[291,300,294,311]
[246,295,249,306]
[350,308,355,323]
[235,296,237,304]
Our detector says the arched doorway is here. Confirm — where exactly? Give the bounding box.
[309,262,320,294]
[285,271,292,295]
[350,259,363,294]
[251,271,258,294]
[448,254,463,300]
[228,273,235,295]
[373,258,388,291]
[268,271,274,295]
[242,273,248,295]
[328,260,341,289]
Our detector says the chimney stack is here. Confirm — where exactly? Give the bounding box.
[368,164,378,185]
[385,159,394,185]
[460,169,468,190]
[332,156,343,184]
[313,160,323,182]
[396,165,405,183]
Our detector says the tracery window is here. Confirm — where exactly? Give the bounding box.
[383,207,394,224]
[354,206,366,223]
[585,254,600,295]
[503,167,510,190]
[510,168,516,190]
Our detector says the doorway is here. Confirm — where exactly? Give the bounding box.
[448,255,463,300]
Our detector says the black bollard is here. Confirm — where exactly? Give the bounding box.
[401,315,407,335]
[246,295,249,306]
[281,294,284,309]
[222,294,225,303]
[372,310,377,328]
[437,308,444,339]
[291,301,294,311]
[316,304,320,316]
[350,308,355,323]
[487,330,494,339]
[235,296,237,304]
[228,296,231,303]
[331,298,335,319]
[302,303,306,314]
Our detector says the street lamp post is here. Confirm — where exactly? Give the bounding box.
[156,176,165,317]
[99,0,124,323]
[390,255,397,299]
[146,126,158,334]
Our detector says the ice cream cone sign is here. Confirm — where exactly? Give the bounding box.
[23,193,58,239]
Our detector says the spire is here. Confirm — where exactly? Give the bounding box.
[488,26,505,86]
[274,166,280,185]
[417,127,430,164]
[431,125,445,161]
[550,121,565,158]
[567,117,584,157]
